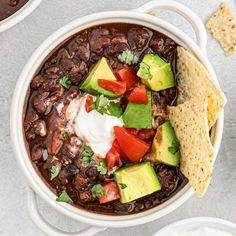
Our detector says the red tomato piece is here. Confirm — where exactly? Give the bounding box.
[112,140,123,154]
[98,79,126,95]
[128,85,148,104]
[98,181,120,204]
[112,139,130,163]
[114,126,149,163]
[114,67,138,90]
[85,96,94,113]
[105,147,120,169]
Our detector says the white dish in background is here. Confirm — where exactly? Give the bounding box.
[0,0,42,33]
[153,217,236,236]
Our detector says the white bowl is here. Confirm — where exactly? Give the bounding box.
[153,217,236,236]
[0,0,42,33]
[10,1,224,235]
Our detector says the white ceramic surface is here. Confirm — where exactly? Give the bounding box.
[0,0,42,33]
[10,0,224,235]
[153,217,236,236]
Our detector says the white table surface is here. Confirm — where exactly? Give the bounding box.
[0,0,236,235]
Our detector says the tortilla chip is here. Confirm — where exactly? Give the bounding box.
[177,46,227,128]
[168,98,214,197]
[206,3,236,55]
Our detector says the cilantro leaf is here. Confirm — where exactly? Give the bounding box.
[97,94,109,107]
[61,129,69,138]
[117,50,139,65]
[91,95,123,118]
[168,139,180,155]
[56,190,73,203]
[96,95,109,114]
[81,146,94,165]
[89,103,96,109]
[119,183,127,189]
[91,184,107,198]
[97,160,107,175]
[50,164,61,180]
[139,62,152,80]
[106,102,123,118]
[59,74,71,89]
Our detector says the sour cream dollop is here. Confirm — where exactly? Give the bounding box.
[172,227,235,236]
[66,96,123,157]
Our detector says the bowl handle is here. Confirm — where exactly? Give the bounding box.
[27,188,106,236]
[134,0,207,54]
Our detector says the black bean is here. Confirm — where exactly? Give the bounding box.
[79,189,95,202]
[31,75,44,89]
[85,166,98,181]
[134,202,145,211]
[90,28,111,53]
[33,120,47,136]
[31,147,44,161]
[32,92,50,114]
[66,165,79,181]
[74,173,90,191]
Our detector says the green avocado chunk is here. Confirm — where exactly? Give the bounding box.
[152,121,180,167]
[122,90,152,128]
[137,54,175,91]
[80,57,119,98]
[115,162,161,203]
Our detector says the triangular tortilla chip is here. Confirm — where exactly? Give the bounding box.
[168,98,214,197]
[177,46,227,128]
[206,3,236,55]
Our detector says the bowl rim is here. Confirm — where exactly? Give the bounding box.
[0,0,42,33]
[10,10,224,227]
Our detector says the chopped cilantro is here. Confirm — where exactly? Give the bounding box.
[106,102,123,118]
[61,129,69,138]
[50,164,61,180]
[81,146,94,165]
[93,95,109,115]
[97,160,107,175]
[91,184,107,198]
[59,74,71,89]
[90,95,123,118]
[56,190,73,203]
[117,50,139,65]
[139,62,152,80]
[168,139,180,155]
[119,183,127,189]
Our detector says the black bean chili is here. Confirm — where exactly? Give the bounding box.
[23,23,187,215]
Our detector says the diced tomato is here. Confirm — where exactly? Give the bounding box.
[85,96,94,113]
[112,139,130,163]
[128,85,148,104]
[114,126,149,163]
[98,181,120,204]
[98,79,126,95]
[114,67,138,90]
[112,140,123,154]
[105,147,120,169]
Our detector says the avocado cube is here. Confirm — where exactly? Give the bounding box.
[80,57,119,98]
[152,121,180,167]
[137,54,175,91]
[122,90,152,128]
[115,162,161,203]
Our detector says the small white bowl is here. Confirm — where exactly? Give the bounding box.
[0,0,42,33]
[153,217,236,236]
